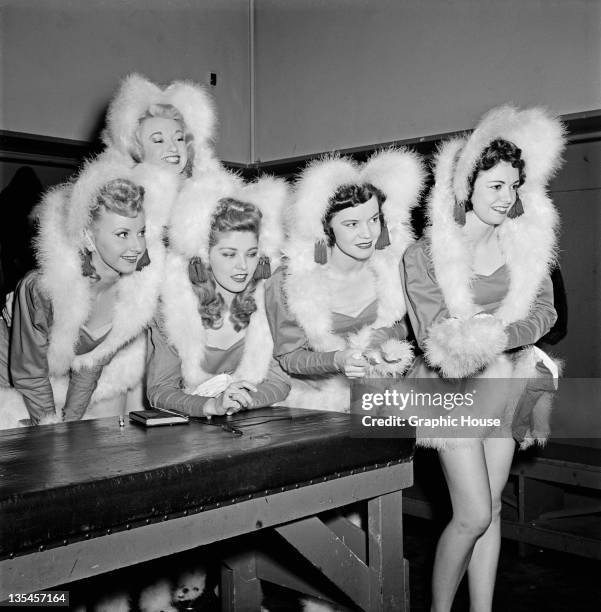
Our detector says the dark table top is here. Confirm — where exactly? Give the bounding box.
[0,408,414,558]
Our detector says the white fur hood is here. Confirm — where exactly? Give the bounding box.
[34,156,179,376]
[427,105,566,323]
[161,170,289,389]
[284,149,424,355]
[102,72,220,175]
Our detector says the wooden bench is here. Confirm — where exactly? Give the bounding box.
[0,408,415,611]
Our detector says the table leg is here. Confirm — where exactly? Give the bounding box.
[368,490,408,611]
[221,549,263,612]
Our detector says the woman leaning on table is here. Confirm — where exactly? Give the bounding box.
[0,156,178,428]
[101,72,221,180]
[401,106,565,612]
[265,149,424,411]
[146,171,291,417]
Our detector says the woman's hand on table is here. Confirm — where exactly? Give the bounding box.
[203,380,258,416]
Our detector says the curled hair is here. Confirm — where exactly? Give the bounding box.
[322,183,385,247]
[90,178,145,221]
[83,178,146,280]
[466,139,526,210]
[131,103,194,177]
[189,198,262,331]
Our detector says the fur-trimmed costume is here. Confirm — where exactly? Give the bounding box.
[102,73,220,176]
[401,105,566,449]
[0,157,178,429]
[146,171,291,415]
[266,149,425,412]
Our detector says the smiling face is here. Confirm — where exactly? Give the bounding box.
[88,208,146,276]
[208,230,259,294]
[470,161,521,226]
[329,195,381,262]
[138,116,188,174]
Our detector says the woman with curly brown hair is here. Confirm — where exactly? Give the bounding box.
[264,149,424,411]
[402,106,565,612]
[146,172,290,416]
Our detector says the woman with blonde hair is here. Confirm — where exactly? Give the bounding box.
[402,106,565,611]
[0,156,178,427]
[101,73,220,179]
[146,171,290,416]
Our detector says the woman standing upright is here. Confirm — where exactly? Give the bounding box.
[146,171,290,416]
[402,106,565,612]
[266,149,424,411]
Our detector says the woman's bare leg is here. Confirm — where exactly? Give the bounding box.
[466,436,515,612]
[431,442,492,612]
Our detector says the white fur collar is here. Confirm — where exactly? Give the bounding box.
[34,160,177,374]
[169,170,288,266]
[283,148,423,351]
[284,248,407,352]
[427,108,564,324]
[102,73,219,175]
[160,252,274,390]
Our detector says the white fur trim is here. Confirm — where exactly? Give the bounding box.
[427,139,475,319]
[161,253,274,390]
[424,315,507,378]
[416,346,556,450]
[288,148,423,254]
[369,338,414,377]
[454,106,566,203]
[427,106,566,324]
[102,73,218,175]
[284,149,423,357]
[169,170,288,267]
[279,376,351,413]
[32,156,177,403]
[0,387,30,429]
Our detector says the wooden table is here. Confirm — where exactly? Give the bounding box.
[0,408,414,611]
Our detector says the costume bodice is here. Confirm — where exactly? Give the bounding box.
[472,264,510,311]
[330,300,378,335]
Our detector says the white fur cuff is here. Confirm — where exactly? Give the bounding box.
[425,316,507,378]
[369,339,414,377]
[38,413,61,426]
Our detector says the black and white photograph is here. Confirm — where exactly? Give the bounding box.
[0,1,599,610]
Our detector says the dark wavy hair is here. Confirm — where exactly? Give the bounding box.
[189,198,262,331]
[322,183,385,247]
[466,139,526,210]
[132,103,194,177]
[82,178,146,280]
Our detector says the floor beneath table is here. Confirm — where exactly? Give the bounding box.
[65,515,599,611]
[262,515,600,611]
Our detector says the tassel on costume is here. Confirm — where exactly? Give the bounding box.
[253,255,272,280]
[135,249,151,271]
[80,249,100,281]
[188,256,209,284]
[453,199,466,226]
[375,220,391,250]
[314,239,328,265]
[507,194,524,219]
